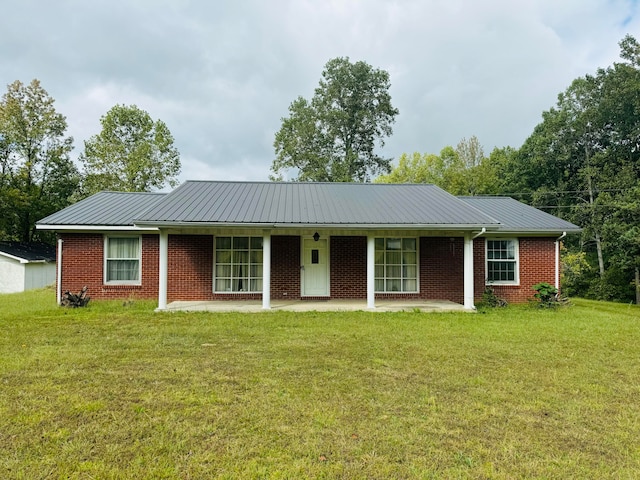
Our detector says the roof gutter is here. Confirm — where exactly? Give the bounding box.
[35,225,160,232]
[131,221,502,231]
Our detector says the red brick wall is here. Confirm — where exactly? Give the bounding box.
[59,233,159,301]
[473,239,486,303]
[271,235,300,299]
[329,236,367,298]
[59,232,557,305]
[168,235,213,302]
[419,237,464,303]
[479,237,556,304]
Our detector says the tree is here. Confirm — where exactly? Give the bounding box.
[271,57,399,182]
[0,79,78,242]
[511,35,640,301]
[598,187,640,302]
[375,151,446,185]
[376,136,508,195]
[80,105,180,195]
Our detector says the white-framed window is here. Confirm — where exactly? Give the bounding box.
[375,237,418,293]
[486,239,519,285]
[214,236,263,292]
[104,236,141,284]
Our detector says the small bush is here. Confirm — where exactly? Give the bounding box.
[481,287,508,308]
[532,282,560,308]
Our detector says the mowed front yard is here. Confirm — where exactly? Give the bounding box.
[1,290,639,479]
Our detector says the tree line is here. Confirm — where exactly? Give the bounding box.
[2,35,638,302]
[272,37,640,302]
[0,80,181,243]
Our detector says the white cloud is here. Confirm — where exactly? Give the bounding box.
[3,0,639,182]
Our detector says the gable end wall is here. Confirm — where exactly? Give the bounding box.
[475,237,556,304]
[59,233,159,300]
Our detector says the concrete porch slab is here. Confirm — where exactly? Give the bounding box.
[161,299,470,313]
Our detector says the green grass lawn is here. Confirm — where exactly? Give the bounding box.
[1,290,639,479]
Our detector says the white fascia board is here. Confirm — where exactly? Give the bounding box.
[0,251,30,263]
[488,229,582,236]
[133,221,501,231]
[36,225,159,232]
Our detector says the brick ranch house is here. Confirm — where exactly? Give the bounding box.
[36,181,580,310]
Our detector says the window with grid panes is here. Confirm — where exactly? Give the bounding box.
[104,236,141,284]
[374,237,418,292]
[215,237,263,292]
[486,239,519,284]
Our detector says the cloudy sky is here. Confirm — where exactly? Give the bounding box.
[2,0,638,184]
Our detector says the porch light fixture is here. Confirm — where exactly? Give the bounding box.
[313,232,320,242]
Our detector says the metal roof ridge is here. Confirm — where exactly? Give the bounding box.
[97,190,167,195]
[453,198,502,225]
[180,180,438,186]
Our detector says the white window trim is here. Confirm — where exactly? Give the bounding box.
[485,238,520,286]
[213,236,264,294]
[103,235,142,285]
[374,236,420,294]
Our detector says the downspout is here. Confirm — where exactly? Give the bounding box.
[56,237,63,305]
[473,227,487,240]
[555,232,567,291]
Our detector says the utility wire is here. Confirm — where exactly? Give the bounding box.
[484,187,636,197]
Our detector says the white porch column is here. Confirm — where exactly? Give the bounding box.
[463,232,475,310]
[262,232,271,310]
[158,230,168,310]
[367,234,376,309]
[56,237,63,305]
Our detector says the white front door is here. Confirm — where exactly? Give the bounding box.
[302,238,329,296]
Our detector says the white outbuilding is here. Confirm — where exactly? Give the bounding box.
[0,242,56,294]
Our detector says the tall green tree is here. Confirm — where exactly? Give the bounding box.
[0,79,78,242]
[377,136,508,196]
[512,35,640,301]
[375,151,446,185]
[272,57,399,182]
[80,105,181,195]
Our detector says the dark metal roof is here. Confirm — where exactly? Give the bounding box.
[37,191,166,226]
[0,242,56,262]
[458,196,581,233]
[35,183,581,234]
[134,181,501,228]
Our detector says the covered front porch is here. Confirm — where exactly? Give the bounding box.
[162,298,469,313]
[155,229,482,311]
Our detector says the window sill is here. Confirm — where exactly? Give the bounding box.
[213,291,262,294]
[375,291,419,294]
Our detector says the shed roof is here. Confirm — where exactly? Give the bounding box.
[0,242,56,263]
[133,181,500,229]
[458,196,581,233]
